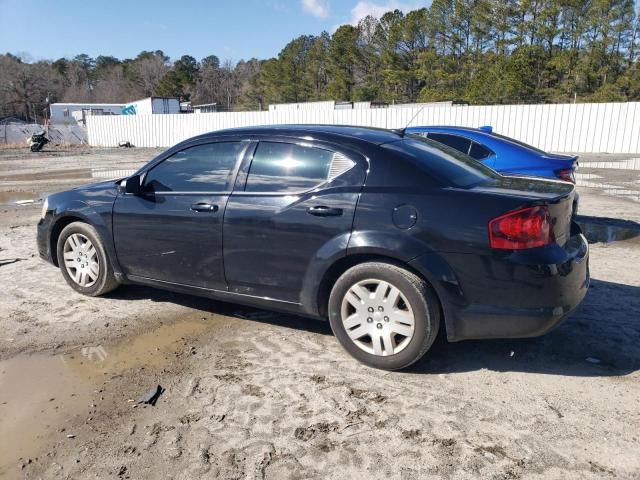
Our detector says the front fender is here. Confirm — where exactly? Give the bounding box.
[48,199,122,275]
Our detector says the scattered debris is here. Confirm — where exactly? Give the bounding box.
[66,434,75,439]
[137,385,164,406]
[0,257,26,267]
[15,199,35,205]
[545,400,564,419]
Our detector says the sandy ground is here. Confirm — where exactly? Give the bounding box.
[0,147,639,479]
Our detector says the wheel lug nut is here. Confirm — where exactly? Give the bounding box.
[378,306,384,311]
[376,323,383,329]
[384,316,389,322]
[367,317,373,323]
[368,307,374,313]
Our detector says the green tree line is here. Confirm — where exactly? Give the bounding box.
[1,0,639,122]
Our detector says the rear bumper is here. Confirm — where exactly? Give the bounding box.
[411,232,589,341]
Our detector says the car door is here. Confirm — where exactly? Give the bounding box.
[112,140,249,290]
[223,140,366,303]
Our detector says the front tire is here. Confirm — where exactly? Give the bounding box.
[328,262,440,370]
[56,222,119,296]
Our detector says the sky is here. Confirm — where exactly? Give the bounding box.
[0,0,431,63]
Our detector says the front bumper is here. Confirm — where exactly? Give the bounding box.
[412,232,590,341]
[37,215,55,264]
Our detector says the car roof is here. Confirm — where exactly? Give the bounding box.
[406,125,493,137]
[191,124,405,146]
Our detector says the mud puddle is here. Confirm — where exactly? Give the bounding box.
[0,316,222,476]
[0,191,40,206]
[576,215,640,244]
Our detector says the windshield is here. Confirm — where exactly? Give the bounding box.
[386,134,501,188]
[490,132,547,155]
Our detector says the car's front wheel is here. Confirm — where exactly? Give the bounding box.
[328,262,440,370]
[56,221,119,296]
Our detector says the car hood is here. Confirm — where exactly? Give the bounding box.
[71,179,120,195]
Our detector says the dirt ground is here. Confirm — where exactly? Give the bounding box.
[0,147,639,480]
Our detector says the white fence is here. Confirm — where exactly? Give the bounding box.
[87,102,640,154]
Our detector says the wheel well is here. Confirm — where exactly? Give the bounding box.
[316,254,443,319]
[49,216,85,266]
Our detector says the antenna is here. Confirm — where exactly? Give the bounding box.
[395,105,427,137]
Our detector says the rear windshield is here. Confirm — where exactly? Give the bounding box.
[387,134,501,188]
[490,132,547,155]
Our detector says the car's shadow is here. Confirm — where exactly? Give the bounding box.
[107,278,639,377]
[107,284,334,336]
[410,278,640,377]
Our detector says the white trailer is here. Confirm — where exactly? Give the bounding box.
[49,103,125,124]
[122,97,180,115]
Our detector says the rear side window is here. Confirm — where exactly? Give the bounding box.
[390,135,501,188]
[145,142,244,192]
[469,142,493,160]
[245,142,334,193]
[428,133,472,155]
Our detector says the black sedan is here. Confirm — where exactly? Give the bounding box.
[37,125,589,370]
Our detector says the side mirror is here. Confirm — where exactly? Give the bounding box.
[124,174,142,194]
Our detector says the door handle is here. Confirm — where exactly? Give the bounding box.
[307,206,343,217]
[191,202,219,213]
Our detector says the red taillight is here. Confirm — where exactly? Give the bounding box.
[489,206,554,250]
[555,168,575,183]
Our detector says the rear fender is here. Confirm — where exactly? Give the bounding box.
[408,252,466,341]
[299,232,352,316]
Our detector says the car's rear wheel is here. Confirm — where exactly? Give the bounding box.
[56,222,119,296]
[328,262,440,370]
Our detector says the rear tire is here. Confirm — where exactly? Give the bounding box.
[56,222,119,296]
[328,261,440,370]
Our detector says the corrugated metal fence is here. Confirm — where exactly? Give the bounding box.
[1,123,87,145]
[87,102,640,153]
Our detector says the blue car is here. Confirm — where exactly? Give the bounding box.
[406,126,578,183]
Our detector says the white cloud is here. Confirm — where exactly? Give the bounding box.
[301,0,330,18]
[349,0,428,25]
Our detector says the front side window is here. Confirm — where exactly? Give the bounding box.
[427,133,472,156]
[145,142,244,193]
[245,142,335,193]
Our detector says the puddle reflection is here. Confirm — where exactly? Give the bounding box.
[576,216,640,244]
[0,317,220,475]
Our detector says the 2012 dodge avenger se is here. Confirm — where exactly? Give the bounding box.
[37,125,589,370]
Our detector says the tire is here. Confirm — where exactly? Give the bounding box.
[56,221,119,296]
[328,261,440,371]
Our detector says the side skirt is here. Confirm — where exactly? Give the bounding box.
[125,274,323,319]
